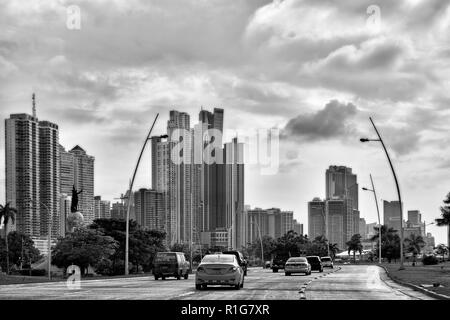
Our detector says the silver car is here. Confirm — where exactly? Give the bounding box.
[321,256,334,268]
[285,257,311,276]
[195,254,244,290]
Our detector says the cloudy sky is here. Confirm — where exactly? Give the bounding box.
[1,0,449,244]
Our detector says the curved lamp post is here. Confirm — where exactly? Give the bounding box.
[360,117,405,270]
[362,174,382,264]
[124,114,165,275]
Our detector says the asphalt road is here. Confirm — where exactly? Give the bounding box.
[0,265,434,300]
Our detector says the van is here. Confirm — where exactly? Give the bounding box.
[153,252,190,280]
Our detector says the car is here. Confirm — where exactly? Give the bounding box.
[195,254,244,290]
[320,256,334,268]
[222,250,248,276]
[284,257,311,276]
[306,256,324,272]
[271,254,289,273]
[153,252,190,280]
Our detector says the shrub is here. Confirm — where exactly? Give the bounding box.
[422,255,439,265]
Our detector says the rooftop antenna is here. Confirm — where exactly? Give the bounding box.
[32,93,36,118]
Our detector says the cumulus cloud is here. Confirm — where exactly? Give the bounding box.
[282,100,358,141]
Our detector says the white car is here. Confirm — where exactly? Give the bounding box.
[320,256,334,268]
[195,254,244,290]
[285,257,312,276]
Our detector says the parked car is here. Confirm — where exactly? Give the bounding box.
[320,256,334,268]
[153,252,190,280]
[306,256,324,272]
[195,254,244,290]
[285,257,311,276]
[271,254,289,273]
[222,250,248,276]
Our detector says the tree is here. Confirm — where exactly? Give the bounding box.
[436,192,450,261]
[52,228,118,275]
[328,243,340,260]
[435,244,449,263]
[0,232,41,270]
[0,203,17,274]
[404,234,425,266]
[370,225,401,263]
[89,218,167,274]
[346,234,363,263]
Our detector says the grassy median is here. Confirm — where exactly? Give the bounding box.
[382,261,450,297]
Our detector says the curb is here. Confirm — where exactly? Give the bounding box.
[378,265,450,300]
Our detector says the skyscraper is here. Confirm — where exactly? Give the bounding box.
[224,137,245,249]
[5,113,40,236]
[60,145,95,224]
[39,121,60,237]
[308,198,325,240]
[326,166,358,210]
[247,208,268,244]
[383,200,403,232]
[293,219,304,236]
[281,211,294,236]
[134,188,165,231]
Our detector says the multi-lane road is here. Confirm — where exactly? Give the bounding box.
[0,265,434,300]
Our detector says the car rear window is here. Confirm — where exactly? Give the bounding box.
[321,257,331,261]
[155,253,177,263]
[307,257,320,262]
[288,257,307,262]
[202,255,235,263]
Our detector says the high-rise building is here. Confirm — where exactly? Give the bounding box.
[59,193,71,237]
[293,219,304,235]
[224,137,245,249]
[5,104,61,238]
[326,166,358,209]
[111,201,127,220]
[39,121,60,238]
[281,211,294,236]
[94,196,111,220]
[383,200,403,232]
[134,188,165,231]
[5,113,40,237]
[308,198,325,240]
[60,145,95,225]
[326,198,353,250]
[366,222,377,239]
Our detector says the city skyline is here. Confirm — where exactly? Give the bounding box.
[1,1,449,245]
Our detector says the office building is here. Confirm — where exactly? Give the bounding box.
[383,201,403,232]
[308,198,326,240]
[326,198,353,250]
[59,193,71,237]
[247,208,268,244]
[111,202,127,220]
[366,222,378,239]
[326,165,358,210]
[281,211,294,236]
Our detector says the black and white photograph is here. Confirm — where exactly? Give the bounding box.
[0,0,449,316]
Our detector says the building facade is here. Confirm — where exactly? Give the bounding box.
[94,196,111,220]
[134,188,165,231]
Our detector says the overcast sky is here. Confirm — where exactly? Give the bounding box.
[1,0,449,244]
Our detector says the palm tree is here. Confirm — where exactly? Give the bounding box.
[404,234,425,266]
[328,243,339,260]
[0,203,17,274]
[435,192,450,261]
[346,234,363,263]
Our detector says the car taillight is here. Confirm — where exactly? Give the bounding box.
[228,266,238,272]
[197,267,205,272]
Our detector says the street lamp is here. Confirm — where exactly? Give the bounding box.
[124,114,163,275]
[360,117,405,270]
[251,219,264,267]
[362,174,382,264]
[26,199,51,280]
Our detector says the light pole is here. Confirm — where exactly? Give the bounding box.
[124,114,163,275]
[360,117,405,270]
[251,218,264,267]
[26,199,51,280]
[362,174,382,264]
